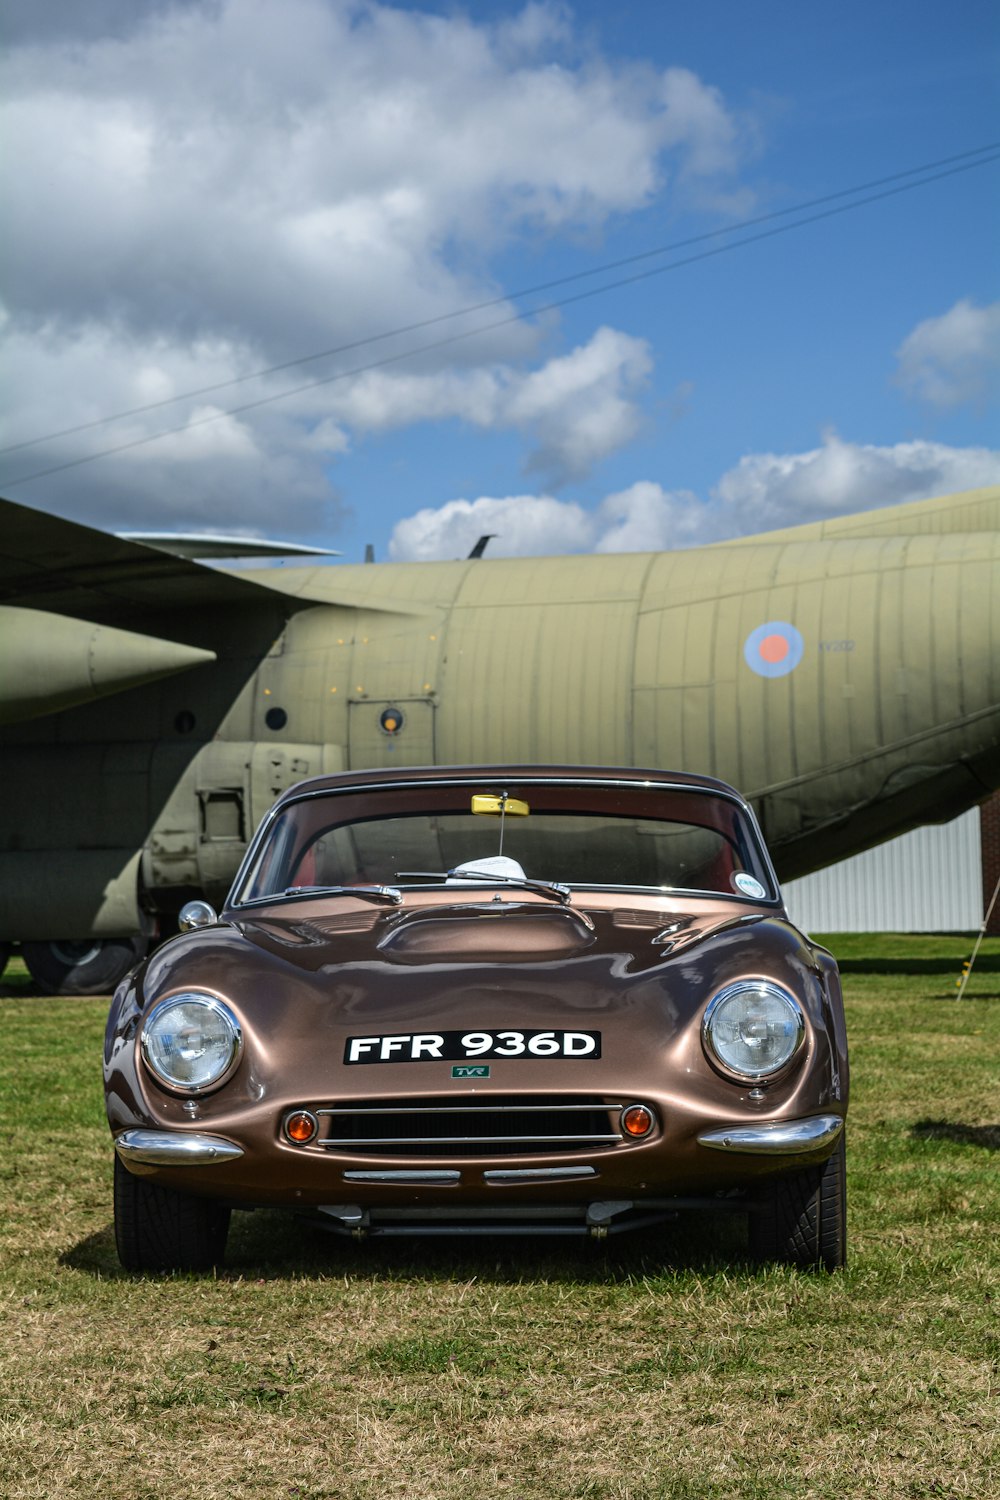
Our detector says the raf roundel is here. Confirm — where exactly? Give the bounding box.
[743,621,804,679]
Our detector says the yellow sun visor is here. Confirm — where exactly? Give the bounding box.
[471,793,530,818]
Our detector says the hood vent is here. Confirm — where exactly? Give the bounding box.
[377,904,596,962]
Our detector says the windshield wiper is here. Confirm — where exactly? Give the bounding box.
[396,870,572,905]
[282,884,402,905]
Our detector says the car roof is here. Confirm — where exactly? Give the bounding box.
[269,763,749,808]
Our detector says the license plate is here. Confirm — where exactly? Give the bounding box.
[344,1029,601,1064]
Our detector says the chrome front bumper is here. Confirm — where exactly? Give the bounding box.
[114,1113,842,1177]
[114,1129,244,1166]
[697,1114,843,1155]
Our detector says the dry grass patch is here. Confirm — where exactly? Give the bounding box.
[1,938,998,1498]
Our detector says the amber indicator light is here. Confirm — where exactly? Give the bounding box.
[284,1110,318,1144]
[621,1104,654,1138]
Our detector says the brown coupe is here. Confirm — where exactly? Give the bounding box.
[105,765,848,1272]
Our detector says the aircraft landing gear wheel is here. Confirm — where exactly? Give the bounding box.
[114,1155,231,1274]
[748,1131,847,1272]
[22,935,148,995]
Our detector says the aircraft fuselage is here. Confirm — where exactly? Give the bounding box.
[2,524,998,950]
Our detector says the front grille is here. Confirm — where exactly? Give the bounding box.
[312,1094,626,1157]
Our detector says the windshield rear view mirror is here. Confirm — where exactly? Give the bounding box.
[471,793,530,818]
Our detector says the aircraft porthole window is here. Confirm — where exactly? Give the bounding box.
[266,707,288,731]
[175,711,196,734]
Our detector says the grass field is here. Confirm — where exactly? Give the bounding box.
[1,937,997,1499]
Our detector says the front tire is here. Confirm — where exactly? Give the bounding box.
[23,935,148,995]
[114,1154,230,1273]
[748,1130,846,1271]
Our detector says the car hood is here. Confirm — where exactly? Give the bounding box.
[141,899,820,1032]
[114,899,839,1123]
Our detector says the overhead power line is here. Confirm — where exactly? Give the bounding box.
[2,138,997,462]
[1,143,998,489]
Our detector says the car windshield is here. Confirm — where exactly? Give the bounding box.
[231,778,777,907]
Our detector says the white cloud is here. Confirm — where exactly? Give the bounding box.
[713,430,1000,532]
[0,0,754,532]
[0,321,649,519]
[1,1,749,340]
[322,325,650,463]
[895,298,1000,408]
[594,481,706,551]
[388,493,594,561]
[387,434,1000,559]
[659,68,743,180]
[504,328,652,479]
[387,479,711,561]
[1,1,202,46]
[0,317,344,533]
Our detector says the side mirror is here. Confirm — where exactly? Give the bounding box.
[178,899,218,932]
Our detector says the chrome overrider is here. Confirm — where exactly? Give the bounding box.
[697,1114,844,1155]
[114,1129,244,1166]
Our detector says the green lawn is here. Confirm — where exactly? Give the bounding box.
[1,937,997,1499]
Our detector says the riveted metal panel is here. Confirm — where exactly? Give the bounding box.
[432,554,650,766]
[248,741,345,825]
[347,610,445,708]
[629,528,1000,864]
[349,699,435,770]
[436,598,636,766]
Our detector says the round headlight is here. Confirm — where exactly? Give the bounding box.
[702,980,804,1081]
[141,994,242,1094]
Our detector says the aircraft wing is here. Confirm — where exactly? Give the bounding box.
[118,531,340,560]
[0,494,307,623]
[0,495,446,727]
[0,495,425,627]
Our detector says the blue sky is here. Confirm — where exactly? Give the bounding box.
[1,0,997,561]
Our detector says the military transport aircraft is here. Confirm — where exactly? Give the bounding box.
[1,484,998,992]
